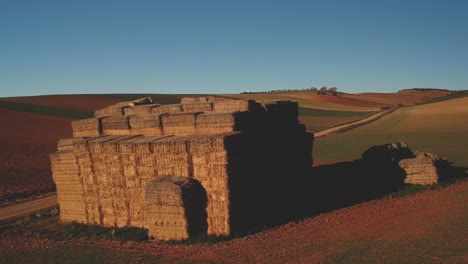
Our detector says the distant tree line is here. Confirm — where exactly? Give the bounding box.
[241,86,340,96]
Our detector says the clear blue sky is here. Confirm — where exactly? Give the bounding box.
[1,0,467,97]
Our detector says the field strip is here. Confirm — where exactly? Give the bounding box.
[0,195,58,221]
[314,106,398,138]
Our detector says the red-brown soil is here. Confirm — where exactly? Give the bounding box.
[288,92,387,109]
[347,90,451,106]
[0,95,122,112]
[1,180,466,263]
[0,109,73,201]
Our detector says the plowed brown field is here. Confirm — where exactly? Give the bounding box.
[0,109,73,201]
[0,95,122,112]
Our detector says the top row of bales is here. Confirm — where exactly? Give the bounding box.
[71,96,303,138]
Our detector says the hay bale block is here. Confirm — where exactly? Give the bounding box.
[399,157,440,185]
[181,102,213,112]
[95,106,127,118]
[73,130,101,138]
[161,113,197,135]
[151,104,182,114]
[71,118,102,132]
[129,114,161,129]
[181,96,229,103]
[57,138,83,151]
[145,176,207,240]
[113,97,153,108]
[124,104,160,116]
[102,116,131,135]
[212,100,251,112]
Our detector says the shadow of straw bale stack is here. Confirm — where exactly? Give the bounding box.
[51,96,314,240]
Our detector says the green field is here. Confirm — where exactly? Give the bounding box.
[314,97,468,167]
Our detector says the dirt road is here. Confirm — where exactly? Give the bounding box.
[314,106,398,138]
[0,196,58,221]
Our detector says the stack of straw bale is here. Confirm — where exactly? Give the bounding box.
[102,116,131,135]
[129,114,163,136]
[71,118,102,138]
[161,113,197,135]
[399,157,439,185]
[50,151,87,223]
[124,104,160,116]
[145,176,203,240]
[51,96,315,240]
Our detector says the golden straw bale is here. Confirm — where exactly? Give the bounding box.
[212,100,250,112]
[181,97,208,103]
[181,96,229,103]
[399,157,439,185]
[161,113,197,136]
[181,102,213,112]
[130,127,163,136]
[95,106,128,118]
[151,104,182,114]
[73,129,101,138]
[71,118,101,131]
[124,104,160,116]
[57,138,83,151]
[102,116,131,135]
[129,114,161,129]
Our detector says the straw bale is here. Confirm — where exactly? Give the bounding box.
[151,104,182,114]
[161,113,196,127]
[129,114,161,129]
[57,138,83,151]
[102,116,130,128]
[181,102,213,112]
[399,157,439,185]
[73,129,101,138]
[213,100,253,112]
[95,106,127,118]
[71,118,101,131]
[181,96,229,103]
[124,104,160,116]
[130,127,163,136]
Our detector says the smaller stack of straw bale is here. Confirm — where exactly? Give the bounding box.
[399,157,439,185]
[71,118,102,138]
[145,176,202,240]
